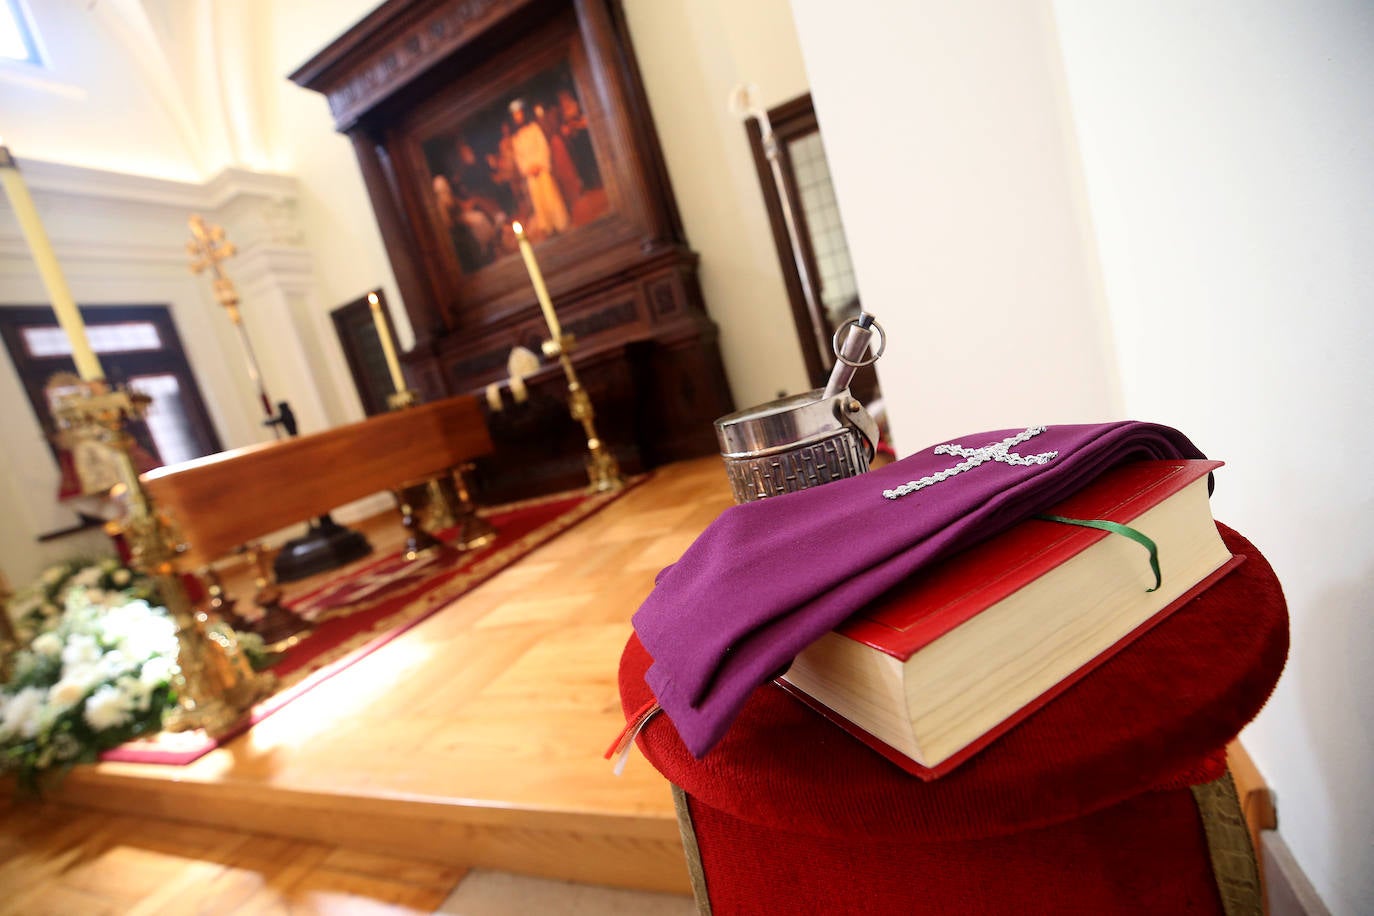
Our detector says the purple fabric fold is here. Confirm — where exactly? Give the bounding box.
[631,421,1207,758]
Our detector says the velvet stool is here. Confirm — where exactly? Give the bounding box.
[618,524,1288,915]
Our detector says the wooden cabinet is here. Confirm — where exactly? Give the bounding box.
[292,0,733,499]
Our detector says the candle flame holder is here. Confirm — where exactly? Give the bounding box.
[53,381,272,737]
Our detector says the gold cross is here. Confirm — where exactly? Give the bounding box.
[186,214,242,322]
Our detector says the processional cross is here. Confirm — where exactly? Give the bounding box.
[186,215,276,423]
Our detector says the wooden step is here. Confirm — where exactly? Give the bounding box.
[36,457,737,895]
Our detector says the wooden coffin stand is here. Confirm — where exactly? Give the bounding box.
[291,0,735,504]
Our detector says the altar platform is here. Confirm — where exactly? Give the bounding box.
[40,457,736,895]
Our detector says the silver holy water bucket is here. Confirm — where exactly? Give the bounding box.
[715,388,880,503]
[715,313,886,504]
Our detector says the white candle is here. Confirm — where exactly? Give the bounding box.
[368,291,406,394]
[0,142,103,381]
[512,221,562,341]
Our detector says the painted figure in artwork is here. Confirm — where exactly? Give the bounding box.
[558,88,600,191]
[510,99,570,238]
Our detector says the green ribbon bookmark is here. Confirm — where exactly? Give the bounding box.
[1034,514,1162,592]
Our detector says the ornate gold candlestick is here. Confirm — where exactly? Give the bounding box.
[541,333,624,493]
[512,221,623,494]
[54,382,271,737]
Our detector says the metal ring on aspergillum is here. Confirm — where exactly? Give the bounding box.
[831,317,886,367]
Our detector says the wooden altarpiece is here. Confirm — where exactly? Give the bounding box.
[291,0,734,502]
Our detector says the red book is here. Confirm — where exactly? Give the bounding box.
[778,459,1241,780]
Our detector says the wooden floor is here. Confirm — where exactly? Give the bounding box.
[1,456,737,904]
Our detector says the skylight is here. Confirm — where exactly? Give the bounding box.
[0,0,41,65]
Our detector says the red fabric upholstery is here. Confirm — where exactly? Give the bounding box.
[619,523,1287,913]
[688,788,1224,916]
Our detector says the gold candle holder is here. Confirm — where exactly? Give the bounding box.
[54,381,271,737]
[541,333,624,494]
[512,221,623,494]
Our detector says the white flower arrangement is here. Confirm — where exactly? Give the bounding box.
[4,557,157,646]
[1,560,178,790]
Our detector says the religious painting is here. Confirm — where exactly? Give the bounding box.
[419,58,609,276]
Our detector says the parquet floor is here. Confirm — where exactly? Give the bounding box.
[0,799,468,915]
[0,456,737,909]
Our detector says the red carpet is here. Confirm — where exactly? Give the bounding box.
[103,480,642,766]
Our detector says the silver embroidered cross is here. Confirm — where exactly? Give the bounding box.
[882,426,1059,500]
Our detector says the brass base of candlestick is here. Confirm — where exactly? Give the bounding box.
[199,565,252,632]
[584,438,624,494]
[423,470,498,551]
[54,381,269,738]
[387,388,420,410]
[387,391,498,552]
[395,487,449,562]
[450,464,498,550]
[161,596,275,738]
[246,545,313,651]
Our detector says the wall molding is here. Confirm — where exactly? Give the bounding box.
[13,157,298,211]
[0,237,187,268]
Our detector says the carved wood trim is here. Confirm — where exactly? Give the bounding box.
[290,0,532,131]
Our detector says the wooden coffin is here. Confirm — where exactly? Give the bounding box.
[141,396,492,569]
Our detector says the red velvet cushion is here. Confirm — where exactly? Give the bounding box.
[619,523,1287,842]
[686,789,1225,915]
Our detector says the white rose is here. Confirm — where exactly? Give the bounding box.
[41,566,67,586]
[49,678,88,709]
[97,649,133,680]
[1,687,47,739]
[59,662,100,692]
[139,655,177,687]
[83,684,134,731]
[31,632,63,657]
[115,675,154,711]
[125,630,177,663]
[61,633,102,669]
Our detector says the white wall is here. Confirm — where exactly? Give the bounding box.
[789,0,1121,451]
[1051,3,1374,912]
[0,0,200,180]
[262,0,412,367]
[794,0,1373,911]
[622,0,812,406]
